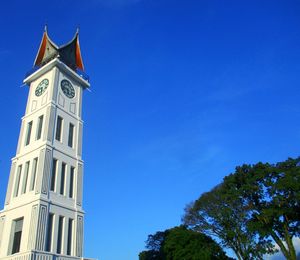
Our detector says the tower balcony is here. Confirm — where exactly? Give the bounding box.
[1,250,96,260]
[25,64,90,83]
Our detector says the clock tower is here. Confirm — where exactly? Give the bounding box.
[0,28,91,260]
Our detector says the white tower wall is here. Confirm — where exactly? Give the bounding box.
[0,58,90,260]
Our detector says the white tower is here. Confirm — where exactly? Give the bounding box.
[0,28,91,260]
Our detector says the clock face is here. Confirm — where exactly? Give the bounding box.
[61,80,75,99]
[35,79,49,97]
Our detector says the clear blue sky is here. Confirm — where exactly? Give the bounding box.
[0,1,300,259]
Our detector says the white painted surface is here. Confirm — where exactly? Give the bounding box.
[0,60,91,259]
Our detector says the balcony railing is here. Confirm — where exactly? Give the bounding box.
[1,250,95,260]
[25,66,89,83]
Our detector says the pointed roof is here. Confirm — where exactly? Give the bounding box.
[34,26,85,71]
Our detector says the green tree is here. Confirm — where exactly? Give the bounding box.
[183,182,273,260]
[223,158,300,260]
[140,231,166,260]
[139,250,163,260]
[139,226,230,260]
[184,157,300,260]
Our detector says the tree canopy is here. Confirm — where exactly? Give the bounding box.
[223,158,300,259]
[139,226,230,260]
[183,182,273,259]
[183,157,300,260]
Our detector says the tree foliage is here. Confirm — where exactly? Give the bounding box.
[183,157,300,260]
[223,158,300,260]
[139,226,230,260]
[183,183,273,259]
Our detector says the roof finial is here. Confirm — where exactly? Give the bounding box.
[44,23,48,32]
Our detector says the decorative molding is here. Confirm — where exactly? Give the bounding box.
[43,106,50,141]
[77,122,83,157]
[76,164,83,207]
[24,58,90,89]
[35,149,46,194]
[46,106,56,142]
[58,93,65,107]
[5,162,16,205]
[76,215,83,257]
[0,215,6,249]
[41,148,52,194]
[52,67,59,102]
[78,87,82,118]
[70,103,76,114]
[27,205,38,250]
[22,101,82,123]
[42,93,48,105]
[35,205,48,250]
[12,144,83,164]
[31,100,37,111]
[16,121,25,154]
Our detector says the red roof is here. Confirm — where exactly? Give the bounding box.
[34,28,85,71]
